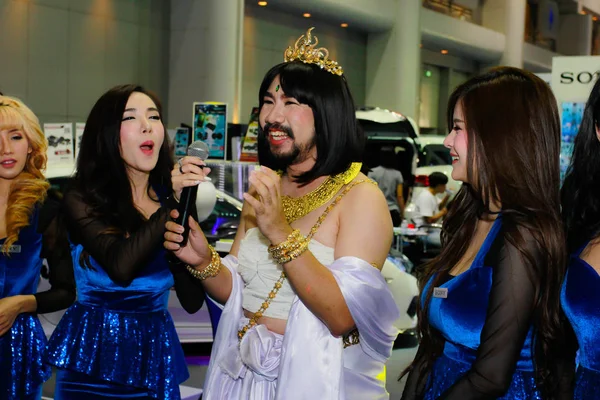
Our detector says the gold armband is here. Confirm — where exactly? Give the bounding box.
[186,245,221,280]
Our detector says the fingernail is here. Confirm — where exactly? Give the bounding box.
[204,177,212,182]
[194,180,201,185]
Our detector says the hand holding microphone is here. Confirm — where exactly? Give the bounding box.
[172,140,211,246]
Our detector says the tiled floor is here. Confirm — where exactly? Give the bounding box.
[42,346,418,399]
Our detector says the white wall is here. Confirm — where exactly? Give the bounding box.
[0,0,170,125]
[241,4,367,122]
[168,0,243,127]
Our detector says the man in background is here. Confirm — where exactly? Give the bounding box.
[368,146,405,227]
[412,172,450,247]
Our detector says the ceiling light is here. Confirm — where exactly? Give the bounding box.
[340,23,348,28]
[303,13,311,18]
[258,1,267,5]
[441,49,449,55]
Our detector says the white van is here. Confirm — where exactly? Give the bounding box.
[356,107,460,222]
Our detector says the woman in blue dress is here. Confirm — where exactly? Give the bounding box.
[561,77,600,399]
[0,95,75,399]
[401,67,575,399]
[45,85,207,399]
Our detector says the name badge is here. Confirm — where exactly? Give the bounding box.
[6,245,21,253]
[433,287,448,299]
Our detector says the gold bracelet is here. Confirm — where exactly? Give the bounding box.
[186,245,221,280]
[268,229,309,264]
[277,240,309,264]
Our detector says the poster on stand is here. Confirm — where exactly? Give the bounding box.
[193,102,227,160]
[44,123,74,166]
[174,126,191,158]
[551,56,600,180]
[240,107,260,162]
[74,123,85,161]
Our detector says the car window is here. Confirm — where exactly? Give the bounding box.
[417,144,451,167]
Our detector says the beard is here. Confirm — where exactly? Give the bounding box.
[257,122,315,170]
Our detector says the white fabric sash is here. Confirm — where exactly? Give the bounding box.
[203,255,400,400]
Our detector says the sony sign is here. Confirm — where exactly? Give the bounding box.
[552,56,600,101]
[552,56,600,181]
[559,70,600,84]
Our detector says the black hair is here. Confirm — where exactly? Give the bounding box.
[257,61,364,184]
[428,172,448,188]
[72,84,173,236]
[562,77,600,253]
[379,146,397,169]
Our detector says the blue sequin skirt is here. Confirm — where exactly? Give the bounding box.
[574,366,600,400]
[0,313,50,399]
[54,369,153,399]
[425,353,541,400]
[45,302,189,399]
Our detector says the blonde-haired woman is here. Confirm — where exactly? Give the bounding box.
[0,95,75,399]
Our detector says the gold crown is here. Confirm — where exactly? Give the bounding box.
[284,27,343,76]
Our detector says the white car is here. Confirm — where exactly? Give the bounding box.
[355,108,460,223]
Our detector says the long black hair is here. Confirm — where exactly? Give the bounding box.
[72,84,173,235]
[257,61,364,184]
[404,67,569,399]
[562,78,600,253]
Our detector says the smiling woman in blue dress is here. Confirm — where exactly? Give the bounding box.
[0,95,75,400]
[401,67,575,399]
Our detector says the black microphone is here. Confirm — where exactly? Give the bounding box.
[175,140,210,246]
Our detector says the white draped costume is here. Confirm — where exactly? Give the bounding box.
[202,229,401,400]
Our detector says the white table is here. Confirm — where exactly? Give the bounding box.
[392,227,429,253]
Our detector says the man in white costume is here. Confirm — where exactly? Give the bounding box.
[165,27,400,399]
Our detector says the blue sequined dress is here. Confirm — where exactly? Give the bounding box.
[0,209,49,400]
[561,245,600,399]
[1,199,75,400]
[46,244,188,399]
[45,189,202,400]
[402,217,545,399]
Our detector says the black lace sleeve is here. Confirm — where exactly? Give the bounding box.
[62,189,171,285]
[436,231,540,399]
[62,188,205,311]
[168,254,205,314]
[33,192,76,314]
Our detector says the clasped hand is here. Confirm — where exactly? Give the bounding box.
[0,296,23,337]
[243,167,292,245]
[164,156,212,268]
[171,156,211,201]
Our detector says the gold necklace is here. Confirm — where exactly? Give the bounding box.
[281,162,362,223]
[238,179,376,345]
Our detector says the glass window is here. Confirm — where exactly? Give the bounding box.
[417,144,452,167]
